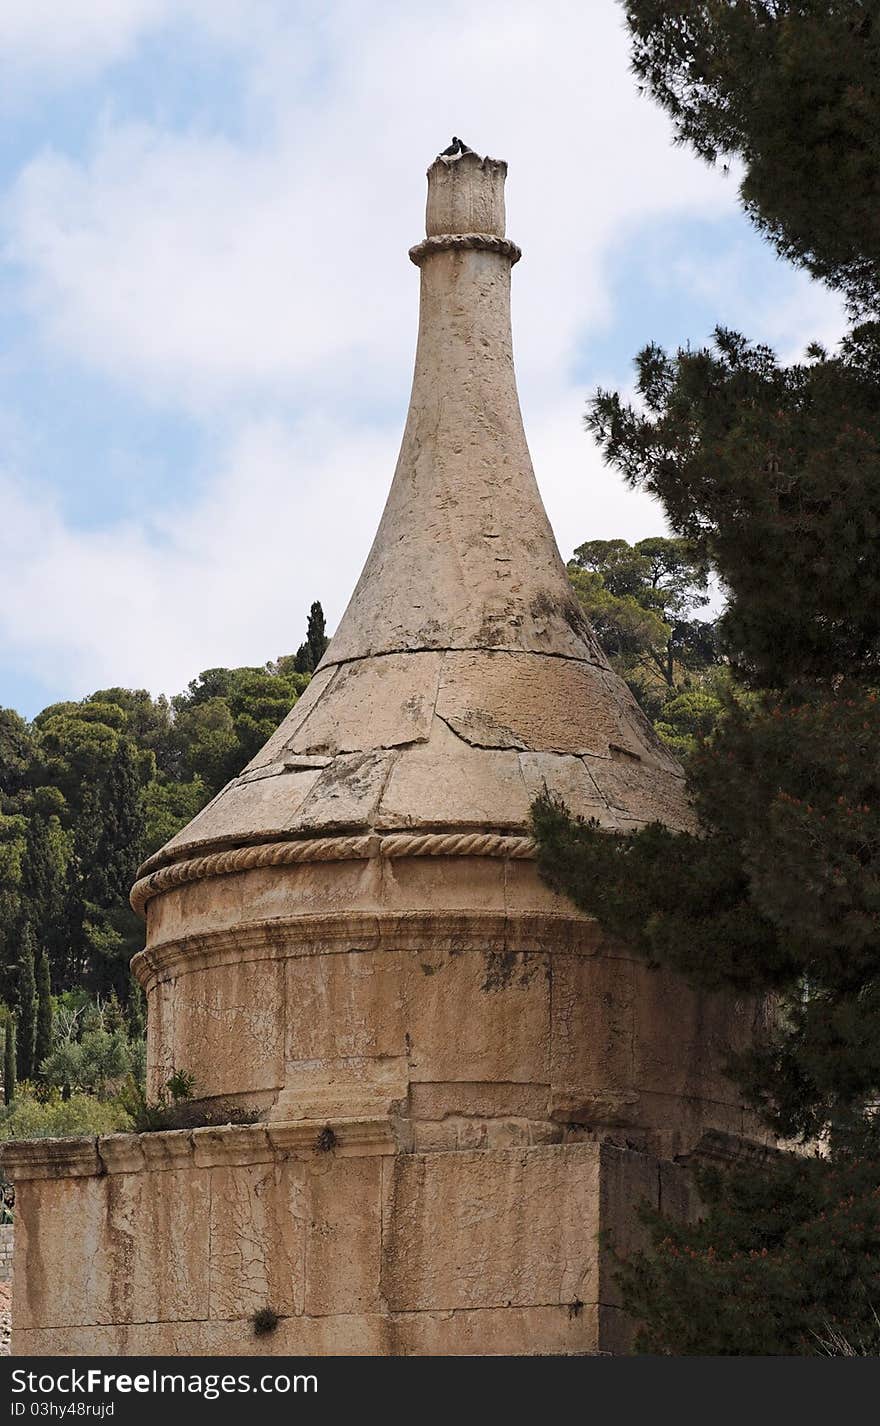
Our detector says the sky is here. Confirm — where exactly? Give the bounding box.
[0,0,847,719]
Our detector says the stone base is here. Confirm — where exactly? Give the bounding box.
[4,1120,699,1357]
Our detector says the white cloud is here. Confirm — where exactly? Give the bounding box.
[0,417,393,696]
[667,241,848,361]
[0,0,172,86]
[0,0,275,88]
[0,0,847,704]
[5,1,735,409]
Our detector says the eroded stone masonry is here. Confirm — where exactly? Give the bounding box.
[4,147,767,1356]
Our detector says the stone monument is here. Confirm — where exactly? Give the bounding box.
[5,146,763,1356]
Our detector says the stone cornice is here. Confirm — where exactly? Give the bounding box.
[131,908,603,991]
[1,1116,399,1182]
[130,830,536,918]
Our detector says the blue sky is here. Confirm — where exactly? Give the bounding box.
[0,0,846,718]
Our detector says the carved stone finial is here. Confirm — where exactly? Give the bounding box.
[425,148,507,239]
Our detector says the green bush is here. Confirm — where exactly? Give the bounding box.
[0,1085,131,1140]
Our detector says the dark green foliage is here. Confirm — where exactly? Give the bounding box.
[165,1067,196,1101]
[536,673,880,1145]
[3,1017,15,1106]
[624,1,880,316]
[127,979,146,1041]
[34,948,52,1078]
[118,1067,194,1133]
[20,815,64,954]
[618,1148,880,1355]
[170,662,308,796]
[589,327,880,690]
[41,1019,137,1099]
[652,683,727,756]
[141,776,207,860]
[16,926,36,1083]
[530,0,880,1354]
[0,603,320,1009]
[0,708,35,797]
[86,688,174,771]
[567,535,722,748]
[293,601,329,675]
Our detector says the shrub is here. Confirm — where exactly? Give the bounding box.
[0,1086,131,1141]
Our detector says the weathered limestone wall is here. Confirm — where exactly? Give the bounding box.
[134,856,764,1158]
[0,1226,12,1283]
[6,1124,698,1356]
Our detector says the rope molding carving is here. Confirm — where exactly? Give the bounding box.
[408,233,521,267]
[381,831,534,860]
[130,830,536,916]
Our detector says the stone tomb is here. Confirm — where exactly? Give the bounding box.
[4,147,765,1355]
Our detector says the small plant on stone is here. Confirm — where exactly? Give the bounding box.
[252,1307,280,1336]
[118,1068,196,1133]
[165,1068,196,1102]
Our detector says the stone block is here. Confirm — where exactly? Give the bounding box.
[519,750,608,816]
[13,1168,209,1330]
[272,1059,409,1122]
[388,1302,599,1356]
[172,958,285,1098]
[285,949,406,1063]
[378,853,507,915]
[586,753,694,833]
[286,652,442,754]
[550,954,637,1122]
[243,666,336,771]
[436,651,644,758]
[409,1081,550,1120]
[161,769,322,856]
[632,965,733,1102]
[401,946,550,1086]
[296,750,397,829]
[303,1156,385,1316]
[383,1144,601,1312]
[376,716,531,828]
[209,1160,307,1319]
[597,1145,659,1311]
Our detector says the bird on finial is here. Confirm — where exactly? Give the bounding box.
[440,136,475,157]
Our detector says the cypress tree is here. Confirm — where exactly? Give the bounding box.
[34,948,52,1078]
[294,601,329,674]
[16,925,36,1083]
[3,1015,15,1106]
[128,979,146,1041]
[20,814,64,960]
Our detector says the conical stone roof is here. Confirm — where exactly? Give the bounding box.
[137,150,690,891]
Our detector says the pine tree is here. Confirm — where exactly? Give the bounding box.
[623,0,880,316]
[3,1014,16,1106]
[34,947,52,1078]
[16,925,37,1083]
[532,1,880,1352]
